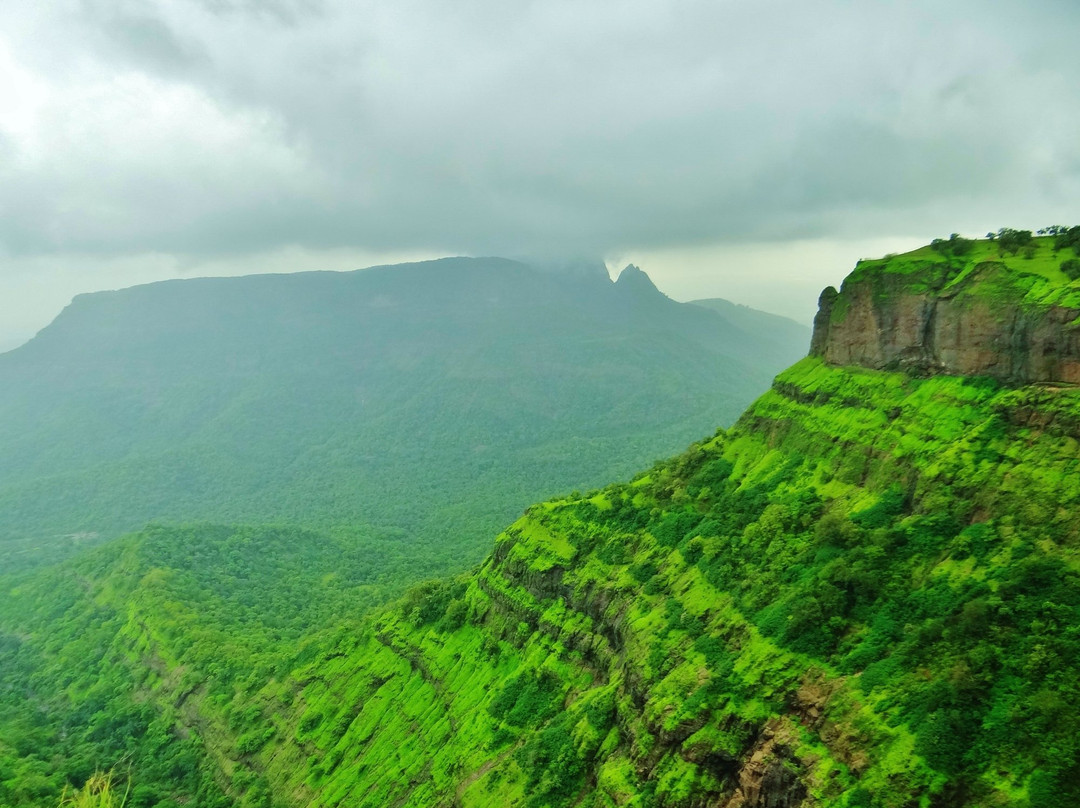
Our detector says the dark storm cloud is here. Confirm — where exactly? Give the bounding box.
[1,0,1078,261]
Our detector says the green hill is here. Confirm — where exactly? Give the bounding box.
[2,236,1079,807]
[0,258,807,572]
[690,297,811,366]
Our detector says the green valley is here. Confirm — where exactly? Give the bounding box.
[2,237,1079,807]
[0,258,807,574]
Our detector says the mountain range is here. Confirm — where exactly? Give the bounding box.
[2,237,1078,808]
[0,257,807,573]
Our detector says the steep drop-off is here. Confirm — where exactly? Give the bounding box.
[2,240,1078,808]
[245,358,1078,808]
[811,236,1080,383]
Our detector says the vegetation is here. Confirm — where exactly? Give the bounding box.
[58,774,128,808]
[4,350,1079,806]
[851,233,1080,313]
[987,227,1034,255]
[984,224,1080,257]
[1,239,1076,806]
[1041,224,1080,255]
[930,232,974,257]
[0,258,807,574]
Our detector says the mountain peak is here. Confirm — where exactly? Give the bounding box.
[614,264,661,294]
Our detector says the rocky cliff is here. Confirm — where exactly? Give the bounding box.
[4,240,1079,808]
[231,348,1078,808]
[810,238,1080,384]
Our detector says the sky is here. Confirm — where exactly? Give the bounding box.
[1,0,1078,349]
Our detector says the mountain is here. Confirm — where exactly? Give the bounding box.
[0,257,807,572]
[2,236,1078,807]
[690,297,811,369]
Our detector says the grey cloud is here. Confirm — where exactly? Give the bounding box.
[191,0,327,24]
[79,2,205,76]
[1,0,1078,264]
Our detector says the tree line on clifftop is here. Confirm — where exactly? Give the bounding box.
[928,226,1080,278]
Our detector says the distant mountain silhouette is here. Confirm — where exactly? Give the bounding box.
[0,257,808,569]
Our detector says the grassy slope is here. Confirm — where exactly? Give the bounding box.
[849,235,1080,309]
[246,358,1076,808]
[4,354,1077,807]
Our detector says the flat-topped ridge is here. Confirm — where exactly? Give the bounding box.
[810,233,1080,384]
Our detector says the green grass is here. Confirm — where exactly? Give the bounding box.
[3,240,1080,807]
[850,235,1080,310]
[59,773,128,808]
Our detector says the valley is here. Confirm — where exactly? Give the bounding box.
[0,258,806,575]
[2,239,1078,807]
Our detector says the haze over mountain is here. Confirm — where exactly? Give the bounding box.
[2,2,1077,344]
[2,238,1077,807]
[0,256,808,571]
[1,0,1077,804]
[689,297,811,370]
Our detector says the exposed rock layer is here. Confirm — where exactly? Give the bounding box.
[810,262,1080,383]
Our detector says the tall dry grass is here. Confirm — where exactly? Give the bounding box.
[58,772,128,808]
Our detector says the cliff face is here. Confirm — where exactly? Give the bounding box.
[810,247,1080,384]
[173,354,1073,808]
[5,239,1080,808]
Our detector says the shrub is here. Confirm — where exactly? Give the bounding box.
[930,233,974,257]
[488,670,562,727]
[1053,225,1080,254]
[995,228,1033,255]
[60,772,129,808]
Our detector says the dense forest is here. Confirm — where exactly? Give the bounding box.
[0,258,807,575]
[1,238,1078,806]
[2,0,1076,802]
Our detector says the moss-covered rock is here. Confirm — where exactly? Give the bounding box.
[2,239,1079,808]
[812,237,1080,383]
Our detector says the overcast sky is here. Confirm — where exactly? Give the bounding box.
[1,0,1078,348]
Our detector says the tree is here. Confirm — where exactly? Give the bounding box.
[1061,258,1080,280]
[996,228,1033,255]
[931,233,974,258]
[1053,225,1080,255]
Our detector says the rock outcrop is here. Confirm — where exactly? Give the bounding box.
[810,260,1080,384]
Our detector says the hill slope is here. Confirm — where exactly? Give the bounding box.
[2,237,1078,807]
[690,297,812,368]
[0,258,807,571]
